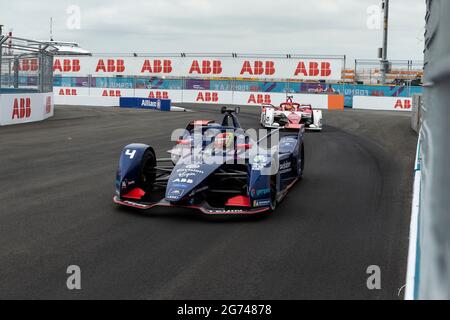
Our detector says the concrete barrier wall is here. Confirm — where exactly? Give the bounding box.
[416,0,450,300]
[54,88,345,110]
[0,92,54,126]
[352,96,413,112]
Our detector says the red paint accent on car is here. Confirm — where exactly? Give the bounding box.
[225,195,251,207]
[284,123,302,130]
[194,120,213,126]
[176,139,191,145]
[122,188,146,200]
[287,113,302,124]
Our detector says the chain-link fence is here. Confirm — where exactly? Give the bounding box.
[0,36,54,93]
[354,59,423,85]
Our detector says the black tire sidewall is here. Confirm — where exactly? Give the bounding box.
[140,149,156,191]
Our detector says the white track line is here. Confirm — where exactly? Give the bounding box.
[405,137,422,300]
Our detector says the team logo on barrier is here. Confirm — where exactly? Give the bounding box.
[196,92,219,102]
[140,60,173,74]
[294,61,332,77]
[248,94,271,105]
[95,59,125,73]
[12,98,31,120]
[394,99,411,110]
[240,61,275,76]
[189,60,223,75]
[102,90,121,97]
[59,88,78,96]
[53,59,80,72]
[15,59,39,72]
[148,91,169,99]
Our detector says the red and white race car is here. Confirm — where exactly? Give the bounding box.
[260,97,323,131]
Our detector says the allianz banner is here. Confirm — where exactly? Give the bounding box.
[119,97,171,111]
[53,56,343,81]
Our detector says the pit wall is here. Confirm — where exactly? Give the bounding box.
[54,88,345,110]
[0,92,54,126]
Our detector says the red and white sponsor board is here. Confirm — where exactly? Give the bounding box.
[89,88,135,98]
[55,95,120,107]
[134,89,183,102]
[53,56,343,81]
[233,92,329,109]
[53,87,336,109]
[353,96,413,112]
[55,87,90,97]
[0,92,54,126]
[182,90,234,105]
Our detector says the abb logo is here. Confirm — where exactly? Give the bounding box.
[189,60,223,75]
[240,61,275,76]
[141,60,173,74]
[394,99,411,109]
[102,90,121,97]
[16,59,39,72]
[12,98,31,120]
[45,96,52,114]
[248,94,271,105]
[148,91,169,99]
[294,61,332,77]
[54,59,80,72]
[196,92,219,102]
[59,88,78,96]
[95,59,125,73]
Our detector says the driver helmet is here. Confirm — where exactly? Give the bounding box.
[214,132,235,150]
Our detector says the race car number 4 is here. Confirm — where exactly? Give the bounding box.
[125,149,137,159]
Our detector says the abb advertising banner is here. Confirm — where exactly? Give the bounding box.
[353,96,413,112]
[53,87,345,110]
[182,90,234,105]
[233,92,330,109]
[0,92,54,126]
[53,56,343,81]
[134,89,183,102]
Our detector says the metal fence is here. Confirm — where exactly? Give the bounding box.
[0,36,54,93]
[354,59,423,85]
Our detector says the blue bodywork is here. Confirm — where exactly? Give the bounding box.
[114,109,304,214]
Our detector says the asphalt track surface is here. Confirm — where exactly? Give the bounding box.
[0,104,417,300]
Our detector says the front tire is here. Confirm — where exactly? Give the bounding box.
[140,148,157,192]
[294,142,305,178]
[268,175,278,212]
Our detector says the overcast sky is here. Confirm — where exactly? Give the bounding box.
[1,0,426,62]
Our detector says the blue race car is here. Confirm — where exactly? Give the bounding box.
[113,107,305,215]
